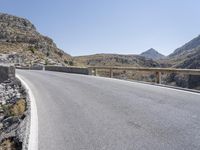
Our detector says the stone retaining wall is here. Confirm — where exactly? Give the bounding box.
[0,65,15,83]
[45,66,89,75]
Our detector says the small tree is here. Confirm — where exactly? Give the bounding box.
[45,59,48,65]
[68,61,73,66]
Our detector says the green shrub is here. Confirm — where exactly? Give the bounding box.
[64,60,74,66]
[29,46,36,54]
[45,59,48,65]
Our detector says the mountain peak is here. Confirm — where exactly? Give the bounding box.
[147,48,157,51]
[140,48,165,60]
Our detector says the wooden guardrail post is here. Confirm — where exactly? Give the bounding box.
[109,68,113,78]
[94,68,97,76]
[156,71,161,84]
[88,68,93,75]
[87,67,200,85]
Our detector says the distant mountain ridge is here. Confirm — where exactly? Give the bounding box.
[74,53,159,67]
[140,48,165,60]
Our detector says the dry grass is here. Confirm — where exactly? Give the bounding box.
[0,139,15,150]
[2,99,26,117]
[10,99,26,116]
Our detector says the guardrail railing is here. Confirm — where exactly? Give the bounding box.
[88,66,200,84]
[16,65,200,84]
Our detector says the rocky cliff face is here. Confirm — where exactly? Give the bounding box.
[0,13,72,65]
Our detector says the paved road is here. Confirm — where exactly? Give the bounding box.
[17,70,200,150]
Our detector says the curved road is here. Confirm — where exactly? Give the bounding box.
[17,70,200,150]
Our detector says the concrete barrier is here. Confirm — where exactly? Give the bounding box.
[0,65,15,83]
[16,66,30,70]
[45,66,89,75]
[16,64,44,70]
[30,65,43,70]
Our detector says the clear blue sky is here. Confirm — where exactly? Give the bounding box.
[1,0,200,56]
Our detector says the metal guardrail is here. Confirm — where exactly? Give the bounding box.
[88,66,200,84]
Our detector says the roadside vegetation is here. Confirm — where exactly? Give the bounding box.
[0,78,28,150]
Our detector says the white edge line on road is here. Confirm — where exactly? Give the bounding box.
[129,80,200,96]
[16,74,38,150]
[92,75,200,96]
[43,70,200,96]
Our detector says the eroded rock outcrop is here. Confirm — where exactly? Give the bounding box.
[0,13,72,66]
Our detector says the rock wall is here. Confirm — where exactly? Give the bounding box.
[0,65,15,83]
[45,66,89,75]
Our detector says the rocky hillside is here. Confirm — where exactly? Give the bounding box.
[74,54,160,67]
[160,35,200,89]
[164,35,200,69]
[0,13,72,66]
[74,54,160,82]
[140,48,165,60]
[169,35,200,58]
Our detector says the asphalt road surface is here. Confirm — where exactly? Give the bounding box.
[17,70,200,150]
